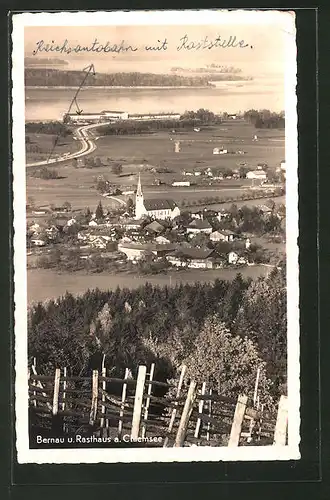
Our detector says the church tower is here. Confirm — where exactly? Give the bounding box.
[135,173,146,219]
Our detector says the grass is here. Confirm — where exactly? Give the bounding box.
[26,133,80,163]
[26,121,285,211]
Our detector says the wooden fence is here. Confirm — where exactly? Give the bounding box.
[28,363,288,447]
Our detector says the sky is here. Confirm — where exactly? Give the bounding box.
[24,23,288,77]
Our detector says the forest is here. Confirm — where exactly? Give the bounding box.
[244,109,285,129]
[25,57,68,66]
[28,268,287,409]
[25,68,214,87]
[25,121,72,136]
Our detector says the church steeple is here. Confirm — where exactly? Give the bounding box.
[135,172,145,219]
[137,172,143,197]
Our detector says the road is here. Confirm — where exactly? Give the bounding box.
[26,122,110,168]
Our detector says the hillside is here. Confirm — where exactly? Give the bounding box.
[25,68,215,87]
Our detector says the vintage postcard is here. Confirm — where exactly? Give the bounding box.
[12,9,299,464]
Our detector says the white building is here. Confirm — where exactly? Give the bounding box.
[246,170,267,180]
[172,181,190,187]
[128,112,181,121]
[187,219,213,235]
[210,230,235,242]
[100,110,129,120]
[135,174,180,220]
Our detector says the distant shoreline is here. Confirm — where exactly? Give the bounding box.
[25,85,214,90]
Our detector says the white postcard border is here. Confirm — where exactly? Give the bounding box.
[12,9,300,464]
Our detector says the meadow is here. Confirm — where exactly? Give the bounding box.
[26,133,80,163]
[26,121,285,211]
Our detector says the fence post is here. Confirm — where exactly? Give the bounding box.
[118,367,129,438]
[273,395,288,446]
[163,365,186,447]
[194,382,206,438]
[89,370,99,426]
[131,365,147,440]
[52,368,61,416]
[206,389,212,441]
[62,367,67,411]
[228,394,248,447]
[100,367,106,428]
[141,363,155,439]
[253,367,261,406]
[31,364,52,412]
[174,380,197,447]
[61,367,67,432]
[32,358,37,407]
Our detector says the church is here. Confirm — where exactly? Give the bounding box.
[135,174,180,220]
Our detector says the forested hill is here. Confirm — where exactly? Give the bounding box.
[25,68,215,87]
[25,57,68,67]
[28,269,287,404]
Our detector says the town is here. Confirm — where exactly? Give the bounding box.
[26,167,286,276]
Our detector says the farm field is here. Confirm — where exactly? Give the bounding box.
[26,120,285,210]
[26,133,80,163]
[190,194,286,213]
[27,265,272,305]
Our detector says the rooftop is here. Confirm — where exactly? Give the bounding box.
[101,110,126,114]
[172,247,214,260]
[144,220,165,233]
[144,199,177,211]
[188,219,212,229]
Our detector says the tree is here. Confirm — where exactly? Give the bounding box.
[234,269,287,398]
[266,199,276,210]
[189,232,210,248]
[95,201,104,220]
[112,163,123,175]
[62,201,72,212]
[126,198,134,213]
[27,196,35,208]
[94,157,102,168]
[239,166,248,178]
[185,316,272,403]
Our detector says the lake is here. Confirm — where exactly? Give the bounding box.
[25,82,284,121]
[27,266,271,304]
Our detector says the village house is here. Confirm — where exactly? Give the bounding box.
[155,235,171,245]
[246,170,267,180]
[66,218,77,227]
[28,222,43,234]
[216,210,230,221]
[88,235,112,249]
[121,218,145,231]
[144,220,165,235]
[172,181,191,187]
[210,229,235,242]
[257,204,273,215]
[166,247,216,269]
[123,229,145,242]
[45,225,59,241]
[228,250,248,265]
[30,237,46,247]
[187,219,213,235]
[231,238,251,251]
[118,242,175,262]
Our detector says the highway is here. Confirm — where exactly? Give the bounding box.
[26,122,110,168]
